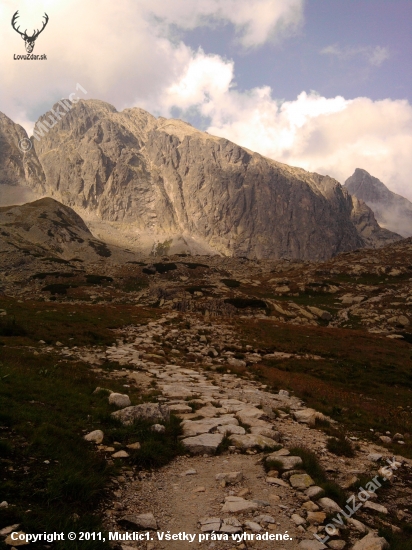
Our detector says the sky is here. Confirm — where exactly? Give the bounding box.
[1,0,411,199]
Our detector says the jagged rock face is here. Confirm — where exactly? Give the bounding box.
[0,112,45,190]
[346,168,412,238]
[10,100,402,259]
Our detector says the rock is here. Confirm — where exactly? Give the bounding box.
[244,521,262,532]
[168,403,193,414]
[306,486,325,499]
[182,416,238,437]
[363,502,388,514]
[328,541,346,550]
[84,430,104,444]
[266,454,303,470]
[293,408,326,426]
[299,541,327,550]
[220,523,242,534]
[182,433,224,454]
[236,406,265,422]
[217,425,246,436]
[126,442,141,450]
[317,498,342,513]
[307,306,332,321]
[4,532,29,546]
[347,518,369,534]
[215,471,243,484]
[112,450,129,458]
[221,498,258,513]
[151,424,166,433]
[111,403,170,425]
[307,511,327,524]
[108,393,131,408]
[265,477,289,487]
[302,501,320,512]
[290,474,315,489]
[292,514,306,526]
[228,357,246,367]
[379,435,392,444]
[183,469,197,475]
[249,427,281,440]
[0,501,9,508]
[352,534,389,550]
[255,515,275,524]
[367,453,382,462]
[229,434,279,450]
[0,524,20,536]
[120,513,158,530]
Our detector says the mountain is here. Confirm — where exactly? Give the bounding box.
[0,197,135,269]
[345,168,412,238]
[1,101,402,259]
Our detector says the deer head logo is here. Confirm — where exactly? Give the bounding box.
[12,11,49,53]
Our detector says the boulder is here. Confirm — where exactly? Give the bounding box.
[352,534,389,550]
[266,454,303,470]
[84,430,104,444]
[317,497,342,513]
[108,393,131,409]
[182,433,224,454]
[111,403,170,425]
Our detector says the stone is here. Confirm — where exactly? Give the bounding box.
[266,454,303,470]
[328,541,346,550]
[0,501,9,508]
[4,532,29,546]
[182,416,238,437]
[379,435,392,444]
[126,442,141,450]
[182,433,224,454]
[120,513,158,530]
[236,406,265,423]
[347,518,369,534]
[307,512,327,524]
[352,534,389,550]
[367,453,382,462]
[221,498,258,513]
[293,408,326,426]
[299,542,327,550]
[0,524,20,536]
[249,427,281,440]
[168,403,193,414]
[228,357,246,368]
[363,501,388,514]
[255,515,275,524]
[302,501,320,512]
[215,471,243,484]
[108,393,131,408]
[151,424,166,433]
[216,425,246,436]
[112,450,129,458]
[244,521,262,532]
[265,477,289,487]
[307,306,332,321]
[229,434,279,450]
[111,403,170,425]
[317,498,342,513]
[84,430,104,444]
[290,474,315,489]
[305,485,325,498]
[292,514,306,526]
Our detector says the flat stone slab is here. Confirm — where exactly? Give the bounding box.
[352,534,389,550]
[182,433,224,454]
[229,434,279,450]
[299,541,327,550]
[182,416,237,437]
[221,498,259,513]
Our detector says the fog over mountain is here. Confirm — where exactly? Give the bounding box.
[345,168,412,238]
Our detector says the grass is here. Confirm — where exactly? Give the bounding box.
[326,435,355,457]
[224,298,267,309]
[235,318,412,458]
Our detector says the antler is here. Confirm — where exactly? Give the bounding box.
[31,13,49,40]
[11,11,25,37]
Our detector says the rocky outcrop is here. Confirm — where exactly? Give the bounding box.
[0,112,45,190]
[346,168,412,237]
[18,99,399,260]
[0,197,124,264]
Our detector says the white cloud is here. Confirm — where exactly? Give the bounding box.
[320,43,390,67]
[148,55,412,200]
